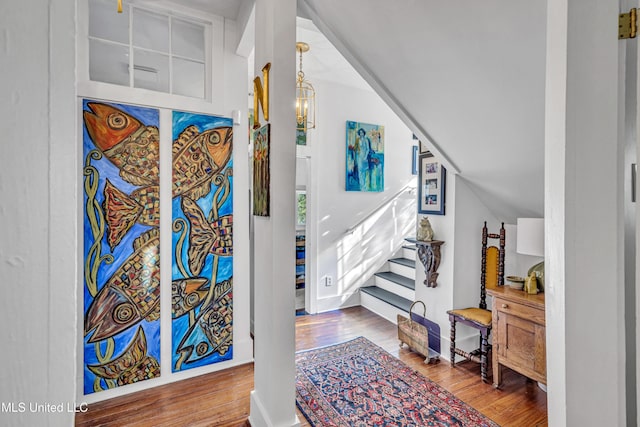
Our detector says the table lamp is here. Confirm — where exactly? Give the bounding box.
[516,218,544,291]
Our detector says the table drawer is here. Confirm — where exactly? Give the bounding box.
[494,297,545,325]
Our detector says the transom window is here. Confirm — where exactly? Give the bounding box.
[88,0,209,99]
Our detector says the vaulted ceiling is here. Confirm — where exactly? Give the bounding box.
[299,0,547,223]
[167,0,547,222]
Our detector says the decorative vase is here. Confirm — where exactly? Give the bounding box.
[525,271,538,294]
[528,261,545,291]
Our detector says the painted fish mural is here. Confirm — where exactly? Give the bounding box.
[83,102,160,187]
[172,111,233,372]
[176,279,233,364]
[172,124,233,200]
[181,196,233,276]
[83,99,160,394]
[87,326,160,387]
[103,180,160,250]
[84,228,160,343]
[172,277,209,318]
[86,103,232,250]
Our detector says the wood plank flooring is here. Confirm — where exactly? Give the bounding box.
[76,306,547,427]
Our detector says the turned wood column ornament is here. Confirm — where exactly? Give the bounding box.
[415,240,444,288]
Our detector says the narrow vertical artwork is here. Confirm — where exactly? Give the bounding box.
[171,111,234,372]
[253,124,271,216]
[345,120,384,192]
[296,127,307,146]
[82,99,161,394]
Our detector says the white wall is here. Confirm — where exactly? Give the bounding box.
[414,174,543,359]
[309,80,417,313]
[301,0,546,224]
[0,1,77,426]
[414,174,500,356]
[413,171,457,353]
[546,1,626,425]
[249,0,299,425]
[74,6,253,405]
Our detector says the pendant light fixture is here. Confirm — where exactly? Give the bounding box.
[295,42,315,132]
[117,0,123,13]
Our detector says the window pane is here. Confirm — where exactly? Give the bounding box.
[172,58,205,98]
[89,0,129,44]
[133,49,169,93]
[172,18,205,61]
[89,39,129,86]
[132,9,169,53]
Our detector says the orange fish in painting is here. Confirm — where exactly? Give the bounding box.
[83,102,159,186]
[181,197,233,276]
[84,229,160,343]
[172,125,233,200]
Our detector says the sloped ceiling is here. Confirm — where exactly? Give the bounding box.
[300,0,547,222]
[162,0,545,222]
[142,0,244,19]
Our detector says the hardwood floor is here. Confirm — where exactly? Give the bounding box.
[76,306,547,427]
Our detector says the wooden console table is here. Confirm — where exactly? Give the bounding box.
[487,287,546,388]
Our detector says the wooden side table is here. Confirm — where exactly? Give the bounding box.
[487,287,546,388]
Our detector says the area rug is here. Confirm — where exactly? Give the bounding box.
[295,336,499,426]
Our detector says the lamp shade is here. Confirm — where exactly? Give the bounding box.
[516,218,544,257]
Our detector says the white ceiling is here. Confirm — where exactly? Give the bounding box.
[247,18,373,94]
[141,0,244,19]
[296,18,372,92]
[301,0,547,222]
[140,0,546,222]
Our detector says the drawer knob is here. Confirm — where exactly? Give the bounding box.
[502,304,508,309]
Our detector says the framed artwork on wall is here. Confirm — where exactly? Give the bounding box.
[418,153,446,215]
[412,145,419,175]
[81,99,162,394]
[345,120,384,192]
[171,110,234,373]
[253,124,270,216]
[419,139,430,154]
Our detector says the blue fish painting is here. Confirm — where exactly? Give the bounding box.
[346,121,384,192]
[82,99,161,394]
[172,111,233,372]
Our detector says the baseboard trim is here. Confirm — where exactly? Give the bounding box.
[439,334,487,363]
[249,390,301,427]
[315,292,360,313]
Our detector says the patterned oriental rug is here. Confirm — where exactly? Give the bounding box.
[295,337,499,426]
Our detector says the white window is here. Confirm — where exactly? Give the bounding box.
[88,0,208,99]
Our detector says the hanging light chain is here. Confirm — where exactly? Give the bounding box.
[298,48,305,82]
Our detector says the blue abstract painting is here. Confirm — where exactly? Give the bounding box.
[346,121,384,192]
[82,99,161,394]
[171,111,234,372]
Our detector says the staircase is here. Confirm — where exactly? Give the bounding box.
[360,240,416,324]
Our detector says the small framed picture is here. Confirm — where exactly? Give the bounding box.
[418,154,446,215]
[412,145,418,175]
